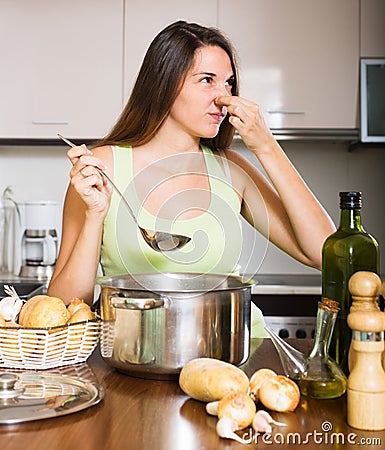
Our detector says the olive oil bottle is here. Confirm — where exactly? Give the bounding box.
[294,298,347,399]
[322,191,379,375]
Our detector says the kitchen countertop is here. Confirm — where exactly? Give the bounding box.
[249,274,322,295]
[1,339,383,450]
[0,273,323,296]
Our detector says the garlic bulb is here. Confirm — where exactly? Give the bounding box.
[215,392,256,444]
[0,285,23,322]
[216,415,252,444]
[205,401,219,416]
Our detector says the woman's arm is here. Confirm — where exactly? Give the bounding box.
[217,96,336,269]
[47,145,113,305]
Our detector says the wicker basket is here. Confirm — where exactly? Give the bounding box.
[0,320,101,370]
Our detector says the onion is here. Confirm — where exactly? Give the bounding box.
[249,368,277,401]
[258,375,300,412]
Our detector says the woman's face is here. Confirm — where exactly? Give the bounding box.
[168,45,234,140]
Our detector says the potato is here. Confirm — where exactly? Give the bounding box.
[19,295,69,328]
[179,358,249,402]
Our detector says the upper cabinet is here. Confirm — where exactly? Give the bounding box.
[0,0,123,139]
[123,1,217,101]
[360,0,385,57]
[2,1,382,140]
[218,0,360,129]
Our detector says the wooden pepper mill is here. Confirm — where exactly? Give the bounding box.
[347,271,385,430]
[383,281,385,370]
[348,273,385,371]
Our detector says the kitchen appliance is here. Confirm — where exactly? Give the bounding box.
[97,272,253,380]
[251,274,321,339]
[0,199,15,276]
[13,201,61,280]
[253,274,384,340]
[360,58,385,143]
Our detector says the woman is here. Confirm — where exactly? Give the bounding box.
[48,21,335,337]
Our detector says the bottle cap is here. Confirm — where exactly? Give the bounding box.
[339,191,362,209]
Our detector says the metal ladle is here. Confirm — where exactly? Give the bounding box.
[57,134,191,252]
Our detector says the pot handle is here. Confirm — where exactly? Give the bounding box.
[110,296,165,310]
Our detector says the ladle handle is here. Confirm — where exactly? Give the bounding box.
[94,167,138,225]
[57,134,138,224]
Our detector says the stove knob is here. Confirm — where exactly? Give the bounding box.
[296,329,307,339]
[278,328,290,338]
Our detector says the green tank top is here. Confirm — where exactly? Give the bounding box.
[101,145,243,276]
[100,145,266,338]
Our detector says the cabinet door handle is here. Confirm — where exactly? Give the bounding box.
[266,110,305,115]
[32,120,69,125]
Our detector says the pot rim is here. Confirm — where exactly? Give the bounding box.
[96,272,255,293]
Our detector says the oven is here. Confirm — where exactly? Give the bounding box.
[251,274,321,339]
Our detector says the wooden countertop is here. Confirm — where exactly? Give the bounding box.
[1,339,384,450]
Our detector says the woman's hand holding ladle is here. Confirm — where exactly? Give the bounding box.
[58,134,191,252]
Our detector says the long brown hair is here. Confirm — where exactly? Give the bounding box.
[96,20,239,151]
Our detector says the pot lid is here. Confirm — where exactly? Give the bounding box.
[0,371,104,424]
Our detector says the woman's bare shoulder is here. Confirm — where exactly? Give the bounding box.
[90,144,114,175]
[222,147,251,164]
[91,144,113,159]
[221,148,261,176]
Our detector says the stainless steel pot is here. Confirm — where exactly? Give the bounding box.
[97,272,253,380]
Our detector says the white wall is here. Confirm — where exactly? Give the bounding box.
[236,140,385,275]
[1,140,384,275]
[0,145,69,203]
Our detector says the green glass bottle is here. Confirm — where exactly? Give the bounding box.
[322,191,379,375]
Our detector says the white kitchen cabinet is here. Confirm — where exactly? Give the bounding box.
[123,0,218,101]
[0,0,123,139]
[218,0,359,129]
[360,0,385,57]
